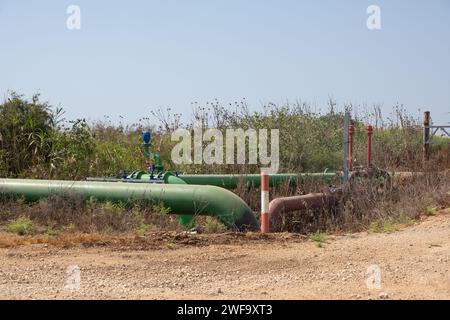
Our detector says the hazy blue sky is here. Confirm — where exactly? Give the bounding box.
[1,0,449,124]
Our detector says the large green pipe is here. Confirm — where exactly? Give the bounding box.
[135,172,339,189]
[162,173,194,227]
[178,174,299,189]
[0,179,258,231]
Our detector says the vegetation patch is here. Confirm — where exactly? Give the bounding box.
[369,220,400,233]
[309,231,327,247]
[7,217,36,235]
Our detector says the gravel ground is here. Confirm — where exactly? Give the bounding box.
[0,211,449,300]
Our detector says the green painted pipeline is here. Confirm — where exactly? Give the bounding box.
[135,172,339,189]
[162,172,195,227]
[0,179,258,231]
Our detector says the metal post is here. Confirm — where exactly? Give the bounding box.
[423,111,430,162]
[260,170,269,233]
[366,125,373,167]
[348,123,355,171]
[343,112,350,182]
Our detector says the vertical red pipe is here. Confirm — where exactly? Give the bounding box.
[366,125,373,167]
[260,170,269,233]
[348,124,355,171]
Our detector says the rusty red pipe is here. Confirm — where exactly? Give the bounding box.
[268,192,337,232]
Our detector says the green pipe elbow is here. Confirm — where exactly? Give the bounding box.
[163,172,194,227]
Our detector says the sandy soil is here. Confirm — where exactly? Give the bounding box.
[0,210,449,300]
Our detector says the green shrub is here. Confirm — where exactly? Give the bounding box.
[0,93,54,177]
[7,217,36,235]
[309,231,327,247]
[202,216,227,233]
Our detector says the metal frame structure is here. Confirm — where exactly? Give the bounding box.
[423,111,450,161]
[425,126,450,144]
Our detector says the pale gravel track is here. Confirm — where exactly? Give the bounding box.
[0,212,449,300]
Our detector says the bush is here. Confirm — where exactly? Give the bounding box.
[0,93,54,177]
[200,216,227,233]
[7,217,36,235]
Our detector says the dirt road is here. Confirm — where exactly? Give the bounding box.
[0,210,449,300]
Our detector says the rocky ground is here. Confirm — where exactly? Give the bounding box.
[0,210,449,300]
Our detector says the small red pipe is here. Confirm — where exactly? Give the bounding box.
[366,125,373,167]
[348,124,355,171]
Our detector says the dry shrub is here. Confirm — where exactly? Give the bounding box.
[269,172,449,234]
[0,193,181,234]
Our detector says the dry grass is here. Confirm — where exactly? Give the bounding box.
[0,194,182,236]
[274,172,450,234]
[0,231,116,248]
[0,230,308,249]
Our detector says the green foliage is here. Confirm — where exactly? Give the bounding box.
[49,119,95,179]
[100,201,125,214]
[45,227,57,236]
[165,240,177,249]
[309,231,327,247]
[0,93,96,178]
[1,93,448,179]
[201,216,227,233]
[369,220,399,233]
[7,217,36,235]
[152,202,171,216]
[425,206,436,216]
[135,222,152,235]
[0,92,53,177]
